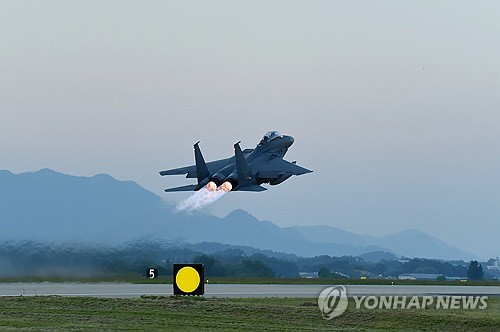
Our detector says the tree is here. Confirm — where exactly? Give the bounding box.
[467,260,484,280]
[318,267,331,278]
[193,254,228,277]
[229,259,275,278]
[373,263,387,275]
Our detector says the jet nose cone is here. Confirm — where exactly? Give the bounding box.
[283,135,294,147]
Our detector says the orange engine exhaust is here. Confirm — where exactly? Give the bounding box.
[220,181,233,192]
[206,181,217,191]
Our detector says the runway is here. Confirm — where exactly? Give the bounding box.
[1,283,499,298]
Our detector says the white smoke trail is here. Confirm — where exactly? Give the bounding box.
[176,187,227,212]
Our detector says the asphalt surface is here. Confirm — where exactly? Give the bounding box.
[1,283,499,298]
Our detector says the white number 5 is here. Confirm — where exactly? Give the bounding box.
[148,268,156,279]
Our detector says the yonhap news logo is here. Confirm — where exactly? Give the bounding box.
[318,286,488,320]
[317,286,348,320]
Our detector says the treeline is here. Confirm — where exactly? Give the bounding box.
[0,240,495,280]
[0,241,293,279]
[0,239,193,278]
[295,255,469,279]
[192,252,297,278]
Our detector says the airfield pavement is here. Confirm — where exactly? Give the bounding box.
[1,283,499,298]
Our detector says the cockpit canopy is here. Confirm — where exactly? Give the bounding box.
[259,131,283,145]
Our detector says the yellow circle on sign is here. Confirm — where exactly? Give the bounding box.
[176,266,200,293]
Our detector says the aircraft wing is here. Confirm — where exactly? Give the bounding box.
[255,158,312,177]
[159,157,233,178]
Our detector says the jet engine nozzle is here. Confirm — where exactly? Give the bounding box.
[220,181,233,192]
[220,175,238,192]
[206,181,217,191]
[206,175,223,191]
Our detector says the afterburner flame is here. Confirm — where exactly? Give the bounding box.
[220,181,233,192]
[206,181,217,191]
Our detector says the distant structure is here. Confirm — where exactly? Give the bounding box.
[398,273,442,280]
[398,273,466,281]
[299,272,318,278]
[486,257,500,271]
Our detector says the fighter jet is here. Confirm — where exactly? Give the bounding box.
[160,131,312,192]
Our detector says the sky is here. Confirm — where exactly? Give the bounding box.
[1,1,499,258]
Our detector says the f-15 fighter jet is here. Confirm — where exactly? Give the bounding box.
[160,131,312,192]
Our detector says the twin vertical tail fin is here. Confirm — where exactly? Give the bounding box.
[165,142,209,192]
[194,141,209,187]
[233,141,265,191]
[234,141,250,181]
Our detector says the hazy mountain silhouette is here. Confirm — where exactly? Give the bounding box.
[291,225,476,260]
[0,169,474,259]
[356,251,399,263]
[0,168,173,243]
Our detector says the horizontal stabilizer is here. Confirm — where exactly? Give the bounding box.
[159,166,194,176]
[164,184,197,192]
[237,185,267,192]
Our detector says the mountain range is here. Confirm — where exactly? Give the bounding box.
[0,169,475,260]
